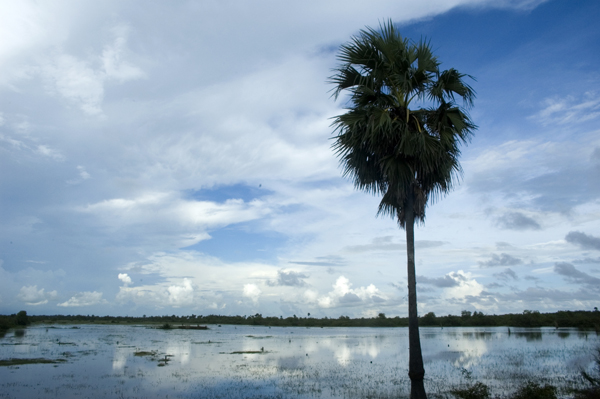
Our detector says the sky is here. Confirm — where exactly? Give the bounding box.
[1,0,599,318]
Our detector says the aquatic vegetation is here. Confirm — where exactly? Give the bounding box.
[0,358,67,366]
[133,350,157,357]
[511,381,557,399]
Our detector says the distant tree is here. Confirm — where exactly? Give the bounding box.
[330,21,475,399]
[421,312,437,326]
[16,310,29,326]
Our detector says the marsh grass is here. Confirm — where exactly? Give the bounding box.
[0,358,67,366]
[133,350,157,357]
[576,346,600,399]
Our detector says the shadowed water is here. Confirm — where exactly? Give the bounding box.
[0,324,597,398]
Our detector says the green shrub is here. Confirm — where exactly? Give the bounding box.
[511,381,556,399]
[451,382,490,399]
[574,387,600,399]
[0,317,11,331]
[15,310,29,326]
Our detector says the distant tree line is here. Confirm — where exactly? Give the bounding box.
[2,309,598,330]
[0,310,30,332]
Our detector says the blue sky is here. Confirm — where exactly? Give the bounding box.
[1,0,599,318]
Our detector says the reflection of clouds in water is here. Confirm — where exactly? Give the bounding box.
[451,338,488,369]
[335,345,352,365]
[166,341,191,365]
[277,356,304,370]
[112,347,128,370]
[317,337,382,366]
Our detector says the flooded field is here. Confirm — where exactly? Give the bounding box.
[0,324,598,398]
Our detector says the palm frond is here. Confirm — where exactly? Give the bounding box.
[330,20,476,228]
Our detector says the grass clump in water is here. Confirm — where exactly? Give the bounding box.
[0,358,67,366]
[451,382,490,399]
[512,381,557,399]
[134,350,157,357]
[575,346,600,399]
[451,381,557,399]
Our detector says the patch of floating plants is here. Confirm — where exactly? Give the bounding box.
[192,341,222,344]
[133,350,174,367]
[0,358,67,366]
[225,350,270,354]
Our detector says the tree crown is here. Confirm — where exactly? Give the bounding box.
[330,20,476,227]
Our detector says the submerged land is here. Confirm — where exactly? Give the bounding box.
[0,322,598,399]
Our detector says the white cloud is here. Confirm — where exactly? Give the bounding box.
[101,25,145,82]
[17,285,58,305]
[117,273,132,286]
[39,24,144,116]
[315,276,386,309]
[0,0,597,318]
[243,284,262,304]
[167,278,194,307]
[58,291,105,307]
[531,92,600,126]
[442,271,484,301]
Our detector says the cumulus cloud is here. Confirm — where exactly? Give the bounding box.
[243,283,261,304]
[496,212,541,230]
[554,262,600,288]
[565,231,600,251]
[58,291,105,307]
[442,271,484,301]
[479,253,523,268]
[17,285,58,305]
[314,276,385,308]
[267,269,308,287]
[118,273,132,286]
[167,278,194,307]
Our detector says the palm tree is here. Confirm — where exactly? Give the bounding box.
[330,21,476,399]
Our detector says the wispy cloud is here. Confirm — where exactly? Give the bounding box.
[479,253,523,268]
[530,92,600,126]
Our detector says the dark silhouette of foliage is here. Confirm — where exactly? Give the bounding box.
[512,381,557,399]
[15,310,29,326]
[451,382,490,399]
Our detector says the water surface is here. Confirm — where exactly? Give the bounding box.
[0,324,597,398]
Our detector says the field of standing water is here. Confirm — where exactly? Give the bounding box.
[0,324,598,398]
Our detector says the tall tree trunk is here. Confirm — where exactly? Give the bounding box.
[405,192,427,399]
